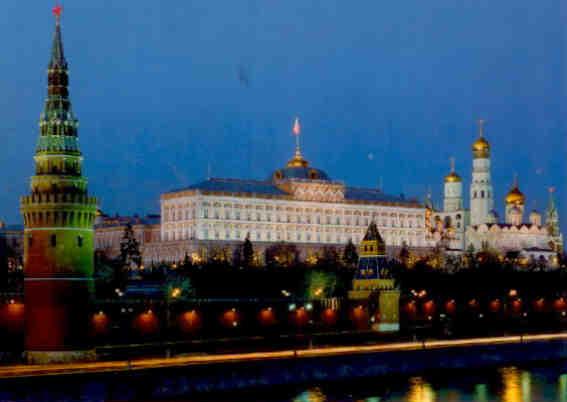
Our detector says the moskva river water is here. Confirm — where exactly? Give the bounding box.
[185,362,567,402]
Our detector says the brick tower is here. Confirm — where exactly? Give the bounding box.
[20,6,98,363]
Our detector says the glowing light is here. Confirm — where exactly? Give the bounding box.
[509,289,518,297]
[292,117,301,136]
[171,287,181,298]
[305,303,313,311]
[406,377,436,402]
[288,303,296,311]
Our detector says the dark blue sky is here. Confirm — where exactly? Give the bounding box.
[1,1,565,230]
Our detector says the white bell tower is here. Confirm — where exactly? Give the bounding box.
[470,119,494,226]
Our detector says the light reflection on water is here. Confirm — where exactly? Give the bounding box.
[286,364,567,402]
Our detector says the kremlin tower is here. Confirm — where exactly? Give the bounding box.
[469,120,494,226]
[20,6,98,363]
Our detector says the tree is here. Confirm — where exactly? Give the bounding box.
[343,239,359,268]
[303,269,338,299]
[94,250,125,296]
[317,246,341,270]
[398,241,410,267]
[265,243,299,268]
[119,223,142,269]
[181,252,192,271]
[164,275,193,301]
[242,233,254,268]
[232,246,243,268]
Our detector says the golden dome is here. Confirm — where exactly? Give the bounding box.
[505,186,525,205]
[472,137,490,158]
[444,171,461,183]
[286,149,309,168]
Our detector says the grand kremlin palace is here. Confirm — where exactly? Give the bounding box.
[96,134,435,265]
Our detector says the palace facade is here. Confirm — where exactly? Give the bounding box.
[140,128,435,264]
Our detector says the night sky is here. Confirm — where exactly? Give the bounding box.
[1,1,565,231]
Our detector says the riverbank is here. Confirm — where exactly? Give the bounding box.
[0,332,565,400]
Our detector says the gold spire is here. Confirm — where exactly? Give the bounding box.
[445,156,462,183]
[286,117,309,168]
[505,173,525,205]
[472,119,490,158]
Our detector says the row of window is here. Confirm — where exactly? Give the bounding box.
[163,229,423,247]
[472,190,491,199]
[28,234,84,248]
[199,209,421,228]
[163,205,424,224]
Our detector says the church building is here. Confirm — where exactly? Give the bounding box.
[432,121,562,264]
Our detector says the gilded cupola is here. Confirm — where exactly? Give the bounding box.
[472,119,490,159]
[505,175,525,206]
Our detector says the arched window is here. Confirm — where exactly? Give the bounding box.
[50,234,57,248]
[473,191,477,198]
[481,190,485,198]
[77,236,83,248]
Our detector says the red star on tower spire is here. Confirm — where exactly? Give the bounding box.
[53,4,63,20]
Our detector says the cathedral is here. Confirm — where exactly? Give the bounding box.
[431,121,562,264]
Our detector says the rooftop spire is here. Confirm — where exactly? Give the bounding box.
[548,187,557,210]
[478,119,485,138]
[286,117,309,168]
[50,4,67,69]
[293,116,302,155]
[450,156,455,173]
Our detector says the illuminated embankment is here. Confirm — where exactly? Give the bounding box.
[0,332,565,380]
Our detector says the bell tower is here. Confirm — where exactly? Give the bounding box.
[20,6,98,363]
[470,119,494,226]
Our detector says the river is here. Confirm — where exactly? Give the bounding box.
[185,363,567,402]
